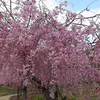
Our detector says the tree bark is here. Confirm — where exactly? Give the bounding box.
[31,76,66,100]
[23,86,27,100]
[54,91,58,100]
[56,84,66,100]
[17,87,20,99]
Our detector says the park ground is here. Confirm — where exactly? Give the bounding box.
[0,85,99,100]
[0,93,87,100]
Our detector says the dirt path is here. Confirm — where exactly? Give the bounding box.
[0,93,43,100]
[0,94,17,100]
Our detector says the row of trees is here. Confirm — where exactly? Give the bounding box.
[0,0,100,100]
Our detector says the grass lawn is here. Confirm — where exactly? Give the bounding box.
[32,96,43,100]
[0,85,16,96]
[32,95,100,100]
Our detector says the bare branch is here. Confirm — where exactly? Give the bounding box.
[0,0,15,20]
[10,0,12,14]
[27,14,32,28]
[65,19,75,27]
[84,14,100,19]
[86,0,98,9]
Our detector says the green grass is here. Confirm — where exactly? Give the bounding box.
[32,96,43,100]
[90,98,100,100]
[0,85,16,96]
[32,95,100,100]
[32,95,77,100]
[90,98,97,100]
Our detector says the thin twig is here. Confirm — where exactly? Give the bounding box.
[10,0,12,14]
[86,0,98,9]
[64,0,98,27]
[0,0,15,20]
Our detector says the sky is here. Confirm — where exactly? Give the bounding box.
[58,0,100,12]
[1,0,99,42]
[2,0,100,12]
[1,0,100,18]
[43,0,100,42]
[43,0,100,18]
[43,0,100,13]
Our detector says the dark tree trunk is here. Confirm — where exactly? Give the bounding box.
[62,96,66,100]
[54,91,58,100]
[56,84,66,100]
[42,86,54,100]
[17,87,20,99]
[17,86,23,99]
[23,86,27,100]
[31,76,66,100]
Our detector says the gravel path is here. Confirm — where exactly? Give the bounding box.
[0,94,17,100]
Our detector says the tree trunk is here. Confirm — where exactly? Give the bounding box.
[23,86,27,100]
[42,86,54,100]
[31,76,66,100]
[56,84,66,100]
[17,87,20,99]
